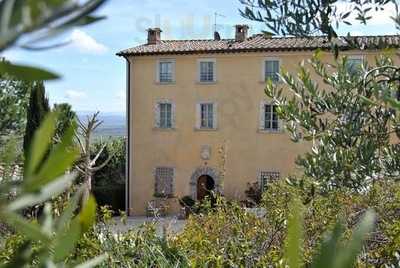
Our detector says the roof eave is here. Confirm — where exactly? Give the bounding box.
[116,46,337,57]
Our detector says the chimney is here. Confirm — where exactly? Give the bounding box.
[147,28,162,45]
[235,24,249,42]
[214,31,221,41]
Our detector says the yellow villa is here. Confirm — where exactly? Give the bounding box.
[117,25,399,216]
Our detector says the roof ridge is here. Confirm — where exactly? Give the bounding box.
[160,34,400,42]
[117,34,400,56]
[161,38,234,42]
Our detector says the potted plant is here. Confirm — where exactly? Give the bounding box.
[178,195,195,219]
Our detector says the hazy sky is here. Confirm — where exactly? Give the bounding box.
[1,0,398,113]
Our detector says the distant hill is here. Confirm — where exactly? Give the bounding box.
[77,111,126,138]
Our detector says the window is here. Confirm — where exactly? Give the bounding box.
[198,59,216,82]
[260,171,280,190]
[345,57,363,75]
[159,103,172,128]
[157,59,175,83]
[154,167,174,197]
[264,104,279,130]
[196,102,217,130]
[260,102,280,131]
[154,100,175,129]
[264,59,280,82]
[199,103,215,129]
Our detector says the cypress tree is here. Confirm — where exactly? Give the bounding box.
[23,81,50,158]
[53,103,77,141]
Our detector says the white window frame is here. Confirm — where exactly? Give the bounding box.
[153,167,175,197]
[259,100,282,132]
[262,57,281,83]
[197,58,217,83]
[156,59,176,84]
[259,170,280,190]
[154,99,176,129]
[345,55,364,74]
[196,101,218,130]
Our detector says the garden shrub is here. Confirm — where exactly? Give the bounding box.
[70,209,187,267]
[171,180,400,267]
[3,180,399,267]
[91,137,126,212]
[173,197,275,267]
[93,186,125,213]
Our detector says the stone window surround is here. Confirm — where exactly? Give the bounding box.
[156,58,176,84]
[153,166,175,197]
[154,99,176,129]
[195,101,218,130]
[259,100,283,133]
[345,55,364,73]
[258,170,280,190]
[261,57,281,83]
[197,58,217,83]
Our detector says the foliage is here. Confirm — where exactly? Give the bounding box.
[284,198,376,268]
[172,180,400,267]
[0,72,32,137]
[0,112,106,267]
[69,207,187,268]
[93,186,124,214]
[77,135,125,212]
[239,0,400,52]
[0,0,107,80]
[0,0,108,267]
[265,53,400,192]
[23,81,50,158]
[244,181,263,207]
[75,112,114,200]
[91,137,125,187]
[174,197,272,267]
[2,179,398,267]
[53,103,77,142]
[179,195,196,208]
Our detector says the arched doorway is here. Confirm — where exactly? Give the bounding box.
[190,166,222,200]
[197,175,215,201]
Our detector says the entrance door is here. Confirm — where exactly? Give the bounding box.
[197,175,215,201]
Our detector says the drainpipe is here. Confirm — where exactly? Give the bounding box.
[124,56,131,216]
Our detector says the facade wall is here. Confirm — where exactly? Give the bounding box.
[127,50,391,215]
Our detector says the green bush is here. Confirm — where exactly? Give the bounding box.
[93,186,125,213]
[169,180,400,267]
[70,215,187,267]
[90,138,125,212]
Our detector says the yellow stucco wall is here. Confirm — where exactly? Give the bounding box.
[127,50,393,216]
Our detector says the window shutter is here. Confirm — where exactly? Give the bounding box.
[259,101,266,130]
[197,61,201,82]
[171,102,176,128]
[172,61,176,82]
[213,102,218,129]
[196,103,201,129]
[212,61,217,82]
[156,60,160,83]
[154,102,161,128]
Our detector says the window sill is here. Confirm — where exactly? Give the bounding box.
[153,127,176,132]
[155,81,176,85]
[194,127,218,132]
[197,81,217,85]
[257,129,284,134]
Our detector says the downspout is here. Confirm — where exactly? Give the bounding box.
[124,56,131,215]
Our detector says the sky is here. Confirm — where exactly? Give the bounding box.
[1,0,398,114]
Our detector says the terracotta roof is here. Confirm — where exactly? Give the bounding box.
[117,34,400,57]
